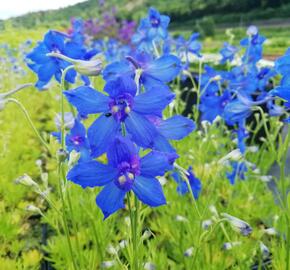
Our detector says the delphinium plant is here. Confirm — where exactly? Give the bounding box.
[1,5,290,270]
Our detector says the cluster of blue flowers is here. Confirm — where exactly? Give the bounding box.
[26,5,290,208]
[27,8,197,219]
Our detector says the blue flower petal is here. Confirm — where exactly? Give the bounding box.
[140,151,176,178]
[64,86,109,115]
[153,134,176,153]
[103,61,134,81]
[96,182,126,219]
[132,176,166,207]
[124,111,157,148]
[88,114,120,157]
[157,116,196,140]
[104,76,137,98]
[67,161,118,188]
[133,85,175,115]
[38,61,56,82]
[143,55,181,83]
[107,136,137,167]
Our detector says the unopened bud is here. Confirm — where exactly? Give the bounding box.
[57,149,68,162]
[184,247,194,257]
[25,205,42,214]
[68,150,80,168]
[222,213,252,236]
[223,241,241,250]
[55,112,74,130]
[74,59,102,76]
[15,174,38,188]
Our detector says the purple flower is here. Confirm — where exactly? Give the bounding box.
[64,76,175,157]
[67,136,175,218]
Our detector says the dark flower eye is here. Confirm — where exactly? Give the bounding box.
[105,113,112,117]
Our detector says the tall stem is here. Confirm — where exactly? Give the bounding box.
[280,127,290,269]
[6,98,50,152]
[127,192,139,270]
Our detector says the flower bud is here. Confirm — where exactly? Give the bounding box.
[54,112,74,130]
[222,213,252,236]
[101,260,115,268]
[144,262,156,270]
[202,219,213,230]
[68,150,80,169]
[25,205,42,214]
[175,215,188,222]
[74,59,103,76]
[57,149,69,162]
[263,228,277,236]
[119,240,128,249]
[223,241,241,250]
[260,241,270,258]
[15,174,38,188]
[184,247,194,257]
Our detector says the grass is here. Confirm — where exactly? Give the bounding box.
[0,24,289,269]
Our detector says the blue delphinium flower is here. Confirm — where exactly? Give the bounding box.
[67,136,175,219]
[26,31,77,89]
[223,99,252,126]
[139,7,170,41]
[220,42,238,64]
[103,52,181,88]
[52,118,91,162]
[200,90,231,122]
[269,48,290,108]
[172,166,202,199]
[64,76,175,157]
[175,33,202,58]
[240,25,265,65]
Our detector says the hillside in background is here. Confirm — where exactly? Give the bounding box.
[1,0,290,30]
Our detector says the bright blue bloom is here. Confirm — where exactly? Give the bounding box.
[200,90,231,122]
[52,118,90,162]
[226,161,247,185]
[132,28,155,53]
[147,115,196,153]
[228,66,258,95]
[172,166,201,199]
[240,26,265,64]
[175,33,202,58]
[224,99,252,125]
[64,76,175,157]
[139,7,170,41]
[220,42,238,64]
[67,136,175,219]
[199,66,222,96]
[103,52,182,88]
[27,30,97,89]
[69,18,85,45]
[26,31,77,89]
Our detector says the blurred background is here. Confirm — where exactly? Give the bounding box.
[1,0,290,58]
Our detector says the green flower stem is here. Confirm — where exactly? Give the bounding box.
[58,65,84,269]
[60,65,74,149]
[280,127,290,269]
[6,98,50,152]
[0,83,33,99]
[127,192,139,270]
[57,162,78,270]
